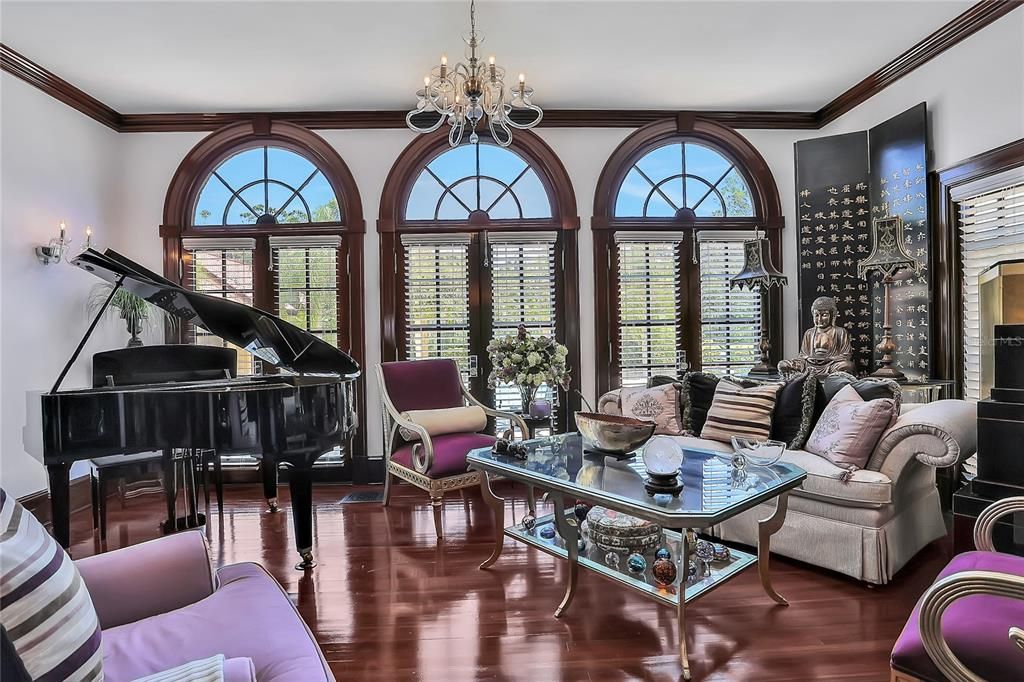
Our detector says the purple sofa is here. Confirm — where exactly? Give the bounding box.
[77,530,334,682]
[890,496,1024,681]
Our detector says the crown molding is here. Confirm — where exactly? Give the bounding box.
[2,1,1021,134]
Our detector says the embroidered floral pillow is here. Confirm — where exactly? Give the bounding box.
[805,384,896,471]
[620,383,683,436]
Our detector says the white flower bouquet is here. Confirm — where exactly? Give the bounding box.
[487,324,571,411]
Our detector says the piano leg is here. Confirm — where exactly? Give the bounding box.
[262,456,280,513]
[287,461,316,571]
[161,449,177,532]
[46,462,72,549]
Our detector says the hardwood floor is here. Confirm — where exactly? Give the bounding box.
[67,481,948,681]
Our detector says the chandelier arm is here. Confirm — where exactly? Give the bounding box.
[405,108,447,134]
[488,115,513,148]
[506,103,544,130]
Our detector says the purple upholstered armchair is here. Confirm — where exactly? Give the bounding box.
[78,531,333,681]
[890,496,1024,681]
[376,359,527,538]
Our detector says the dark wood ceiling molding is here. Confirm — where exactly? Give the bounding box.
[0,43,121,130]
[818,0,1023,127]
[3,2,1021,134]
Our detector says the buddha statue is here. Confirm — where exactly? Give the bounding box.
[778,296,857,377]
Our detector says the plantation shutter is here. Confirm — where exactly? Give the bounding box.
[270,235,343,350]
[697,231,762,375]
[182,238,258,377]
[954,172,1024,401]
[488,231,559,422]
[402,233,472,379]
[615,232,684,387]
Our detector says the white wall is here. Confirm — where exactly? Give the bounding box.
[4,10,1021,493]
[1,74,124,498]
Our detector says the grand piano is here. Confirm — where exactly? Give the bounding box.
[41,248,360,569]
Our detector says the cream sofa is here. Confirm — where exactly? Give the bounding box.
[598,390,977,585]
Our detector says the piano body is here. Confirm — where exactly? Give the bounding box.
[41,248,360,569]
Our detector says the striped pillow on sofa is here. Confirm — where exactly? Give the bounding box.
[0,488,103,681]
[700,379,781,443]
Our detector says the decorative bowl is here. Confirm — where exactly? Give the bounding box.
[729,436,786,468]
[576,412,656,455]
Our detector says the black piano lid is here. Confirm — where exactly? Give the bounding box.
[71,248,360,378]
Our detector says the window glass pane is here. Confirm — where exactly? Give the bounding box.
[407,172,445,220]
[215,148,263,190]
[451,179,478,212]
[268,182,309,222]
[514,169,551,219]
[428,144,476,185]
[403,241,471,375]
[302,172,340,222]
[645,193,676,218]
[658,177,684,212]
[438,193,471,220]
[636,143,681,181]
[267,147,316,188]
[195,179,232,226]
[188,248,256,377]
[617,240,681,383]
[719,168,755,217]
[685,143,732,183]
[480,143,527,184]
[699,238,761,375]
[478,178,506,213]
[490,194,519,220]
[615,168,649,217]
[693,191,724,218]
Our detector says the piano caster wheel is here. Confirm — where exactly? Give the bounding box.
[295,551,316,571]
[267,497,280,513]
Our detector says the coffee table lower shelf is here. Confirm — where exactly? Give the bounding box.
[506,512,756,608]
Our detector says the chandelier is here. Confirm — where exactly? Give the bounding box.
[406,0,543,148]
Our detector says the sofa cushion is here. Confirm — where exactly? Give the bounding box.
[620,383,684,435]
[806,385,896,471]
[392,432,497,477]
[779,449,892,507]
[770,372,820,449]
[102,562,333,682]
[891,551,1024,682]
[700,380,781,443]
[0,489,103,681]
[820,372,902,413]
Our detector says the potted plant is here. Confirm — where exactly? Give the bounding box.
[87,283,175,347]
[487,324,571,416]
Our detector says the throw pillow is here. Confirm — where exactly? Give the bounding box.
[805,384,897,471]
[700,380,781,443]
[820,372,902,412]
[0,489,103,681]
[678,371,721,434]
[398,405,488,441]
[620,383,684,435]
[770,372,821,449]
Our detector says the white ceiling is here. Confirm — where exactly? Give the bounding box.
[1,0,975,113]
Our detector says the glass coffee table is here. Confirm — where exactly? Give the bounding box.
[467,433,806,680]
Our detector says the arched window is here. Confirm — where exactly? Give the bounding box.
[592,118,784,395]
[162,120,366,476]
[379,132,580,431]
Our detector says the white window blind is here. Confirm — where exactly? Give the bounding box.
[958,180,1024,401]
[402,234,472,377]
[615,232,684,387]
[698,232,762,376]
[271,236,342,350]
[489,232,558,426]
[183,239,258,377]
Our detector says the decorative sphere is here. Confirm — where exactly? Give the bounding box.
[605,552,620,569]
[642,436,685,476]
[574,502,590,523]
[626,553,647,574]
[521,513,536,532]
[539,525,556,540]
[655,547,671,561]
[713,544,731,562]
[695,540,715,562]
[652,557,677,587]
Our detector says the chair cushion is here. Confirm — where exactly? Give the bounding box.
[132,654,256,682]
[398,406,487,441]
[0,488,103,681]
[392,433,497,477]
[891,551,1024,682]
[380,359,464,413]
[101,562,332,682]
[700,380,781,443]
[779,449,892,507]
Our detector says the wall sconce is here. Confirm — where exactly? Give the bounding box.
[35,222,92,265]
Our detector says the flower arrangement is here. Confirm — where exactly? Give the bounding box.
[487,324,571,411]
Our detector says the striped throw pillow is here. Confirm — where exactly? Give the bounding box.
[700,380,781,443]
[0,489,103,681]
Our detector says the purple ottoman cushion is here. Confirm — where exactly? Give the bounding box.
[392,432,496,477]
[224,656,257,682]
[891,551,1024,681]
[102,563,333,682]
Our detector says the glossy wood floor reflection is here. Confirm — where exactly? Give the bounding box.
[67,482,948,681]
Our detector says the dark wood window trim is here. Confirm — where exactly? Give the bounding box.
[378,129,582,430]
[931,137,1024,396]
[591,117,785,396]
[161,120,369,480]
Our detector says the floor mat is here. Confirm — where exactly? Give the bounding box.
[339,490,385,503]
